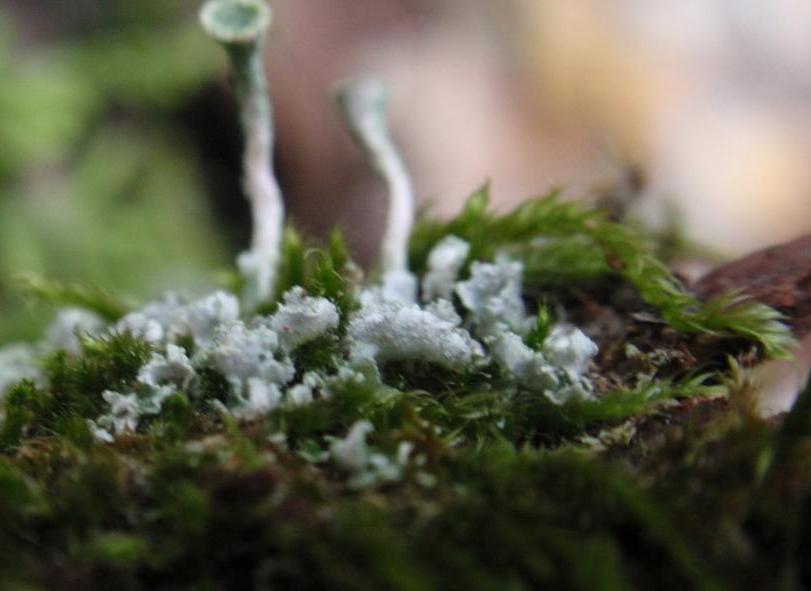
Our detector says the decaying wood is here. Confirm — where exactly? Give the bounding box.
[693,234,811,415]
[693,234,811,339]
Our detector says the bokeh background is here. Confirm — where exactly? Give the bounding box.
[2,0,810,341]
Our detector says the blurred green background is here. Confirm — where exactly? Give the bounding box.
[0,1,235,342]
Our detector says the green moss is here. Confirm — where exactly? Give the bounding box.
[411,187,795,358]
[0,188,805,589]
[16,274,131,322]
[263,227,356,325]
[0,390,807,589]
[1,333,151,448]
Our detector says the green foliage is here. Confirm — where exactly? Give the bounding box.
[75,532,149,568]
[526,302,553,350]
[270,226,356,324]
[272,226,308,304]
[1,333,151,448]
[4,399,807,589]
[0,4,218,179]
[0,6,227,342]
[1,381,50,450]
[269,373,397,447]
[16,273,131,322]
[411,187,795,358]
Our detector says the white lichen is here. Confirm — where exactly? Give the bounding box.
[336,80,414,278]
[100,390,141,435]
[0,344,41,398]
[86,419,115,444]
[358,269,419,307]
[203,321,295,395]
[183,291,241,348]
[137,344,196,389]
[542,324,599,379]
[267,287,339,350]
[95,384,178,439]
[355,445,411,488]
[347,298,483,370]
[380,269,418,305]
[231,378,283,421]
[285,383,314,407]
[285,371,323,407]
[115,292,187,344]
[115,291,239,348]
[455,258,529,337]
[330,420,374,472]
[424,298,463,325]
[543,380,595,406]
[329,420,414,488]
[421,235,470,302]
[486,323,599,405]
[43,308,105,355]
[134,385,178,415]
[6,222,600,438]
[487,331,559,393]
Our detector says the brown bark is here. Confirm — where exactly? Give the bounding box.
[694,234,811,339]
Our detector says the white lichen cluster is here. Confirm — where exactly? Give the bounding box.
[0,307,107,397]
[0,344,41,402]
[43,308,106,355]
[328,420,416,488]
[85,287,343,440]
[347,296,484,370]
[450,256,599,403]
[0,235,599,446]
[268,286,340,350]
[421,235,470,301]
[455,257,530,337]
[0,2,602,492]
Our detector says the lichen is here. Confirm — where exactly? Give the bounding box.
[0,344,40,398]
[421,234,470,301]
[456,257,530,337]
[543,324,599,379]
[183,291,241,347]
[137,344,196,389]
[201,320,295,394]
[267,286,339,350]
[95,387,180,437]
[330,419,374,472]
[328,419,414,488]
[347,297,484,370]
[43,307,106,355]
[115,292,187,344]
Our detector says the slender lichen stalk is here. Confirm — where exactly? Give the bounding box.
[336,80,415,275]
[200,0,283,309]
